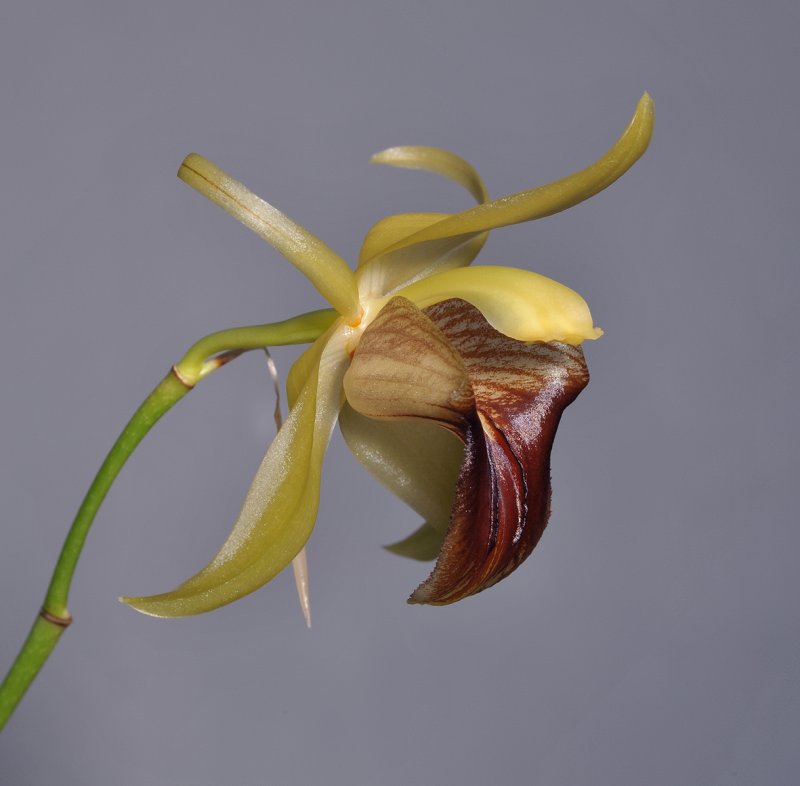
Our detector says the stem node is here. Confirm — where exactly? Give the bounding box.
[39,608,73,629]
[170,364,196,389]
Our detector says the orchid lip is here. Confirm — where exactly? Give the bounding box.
[343,296,590,604]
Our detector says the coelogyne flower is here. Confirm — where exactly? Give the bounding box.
[123,94,653,616]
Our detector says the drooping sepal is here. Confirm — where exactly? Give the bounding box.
[122,329,351,617]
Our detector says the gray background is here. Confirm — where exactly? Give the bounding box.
[0,1,797,784]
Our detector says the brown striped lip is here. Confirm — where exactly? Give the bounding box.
[345,296,590,605]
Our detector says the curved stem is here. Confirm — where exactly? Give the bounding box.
[43,371,191,618]
[177,308,337,381]
[0,308,337,731]
[0,370,188,731]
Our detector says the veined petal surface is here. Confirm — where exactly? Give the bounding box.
[179,154,360,321]
[340,298,468,559]
[343,295,473,425]
[122,329,350,617]
[396,266,602,344]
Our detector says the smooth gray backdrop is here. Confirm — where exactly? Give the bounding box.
[1,2,798,784]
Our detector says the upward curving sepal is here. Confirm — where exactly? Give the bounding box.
[356,94,653,299]
[178,154,360,322]
[378,93,653,254]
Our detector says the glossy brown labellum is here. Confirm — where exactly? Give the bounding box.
[413,299,589,604]
[346,296,589,605]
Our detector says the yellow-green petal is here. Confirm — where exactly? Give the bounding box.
[370,146,488,205]
[395,266,602,344]
[179,154,360,322]
[121,330,350,617]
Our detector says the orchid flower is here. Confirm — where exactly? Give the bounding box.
[122,94,653,616]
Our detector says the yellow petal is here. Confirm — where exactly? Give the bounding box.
[370,146,488,205]
[358,212,450,267]
[122,329,350,617]
[395,266,603,344]
[179,154,360,322]
[338,404,463,537]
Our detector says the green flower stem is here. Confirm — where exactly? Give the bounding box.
[0,616,68,731]
[0,370,189,732]
[0,308,338,731]
[177,308,337,382]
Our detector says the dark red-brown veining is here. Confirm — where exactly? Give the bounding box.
[409,299,589,605]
